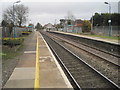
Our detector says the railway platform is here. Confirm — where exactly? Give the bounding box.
[51,31,119,45]
[3,31,72,88]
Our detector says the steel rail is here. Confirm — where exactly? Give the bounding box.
[42,33,81,90]
[49,32,120,58]
[47,32,120,67]
[41,32,120,89]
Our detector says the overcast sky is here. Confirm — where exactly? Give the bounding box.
[0,0,119,26]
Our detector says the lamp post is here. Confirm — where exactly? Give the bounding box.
[104,2,112,36]
[91,13,94,32]
[13,0,21,38]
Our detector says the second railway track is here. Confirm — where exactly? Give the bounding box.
[44,31,119,86]
[40,31,120,89]
[48,31,119,66]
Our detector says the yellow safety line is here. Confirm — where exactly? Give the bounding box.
[34,33,39,90]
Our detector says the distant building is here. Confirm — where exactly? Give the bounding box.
[60,19,65,26]
[59,19,83,33]
[60,19,74,32]
[74,19,83,33]
[44,23,55,31]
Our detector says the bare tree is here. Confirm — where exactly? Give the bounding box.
[15,4,28,26]
[3,4,28,26]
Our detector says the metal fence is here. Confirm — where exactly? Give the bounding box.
[60,25,82,33]
[92,26,120,36]
[1,27,32,38]
[58,26,120,37]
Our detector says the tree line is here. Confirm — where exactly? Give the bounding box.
[2,4,28,27]
[1,4,28,28]
[90,13,120,26]
[1,4,29,37]
[35,23,43,30]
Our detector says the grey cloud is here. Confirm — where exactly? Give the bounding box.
[1,2,118,25]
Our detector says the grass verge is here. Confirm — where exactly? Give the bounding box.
[2,44,24,61]
[72,32,120,40]
[85,34,120,40]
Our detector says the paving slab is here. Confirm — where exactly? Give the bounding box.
[4,79,34,88]
[3,31,37,88]
[9,68,35,80]
[38,32,72,88]
[17,54,36,67]
[3,31,72,89]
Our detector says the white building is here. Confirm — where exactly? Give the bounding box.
[44,23,55,31]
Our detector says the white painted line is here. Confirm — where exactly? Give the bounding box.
[39,60,45,62]
[24,51,36,54]
[38,32,73,88]
[39,56,51,59]
[39,56,53,62]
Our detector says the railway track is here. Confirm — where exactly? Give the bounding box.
[48,31,119,67]
[40,31,119,89]
[43,31,119,86]
[45,31,119,85]
[48,31,120,58]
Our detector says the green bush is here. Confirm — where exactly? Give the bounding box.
[82,20,91,33]
[28,30,32,32]
[22,31,31,35]
[2,38,24,46]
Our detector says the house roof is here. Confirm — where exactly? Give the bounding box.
[44,23,54,28]
[75,19,83,24]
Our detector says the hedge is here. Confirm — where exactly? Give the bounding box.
[22,31,31,35]
[2,37,24,46]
